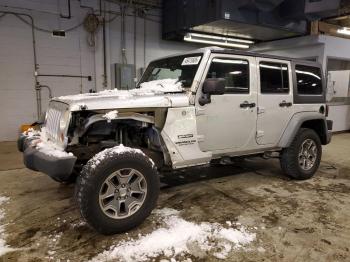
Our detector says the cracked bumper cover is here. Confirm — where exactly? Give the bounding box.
[18,134,77,182]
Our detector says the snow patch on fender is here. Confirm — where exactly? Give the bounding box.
[90,208,256,262]
[102,110,119,122]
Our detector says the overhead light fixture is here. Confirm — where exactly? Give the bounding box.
[337,27,350,36]
[184,33,253,49]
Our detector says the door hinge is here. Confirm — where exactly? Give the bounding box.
[196,108,206,116]
[256,130,264,138]
[257,107,265,114]
[197,134,205,142]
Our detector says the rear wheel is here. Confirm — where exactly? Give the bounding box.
[280,128,322,180]
[75,146,159,235]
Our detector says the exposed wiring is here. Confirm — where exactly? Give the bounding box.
[14,13,84,33]
[39,85,53,99]
[1,7,158,36]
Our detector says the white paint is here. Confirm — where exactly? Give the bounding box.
[161,107,212,168]
[196,54,258,152]
[55,92,189,112]
[256,57,294,145]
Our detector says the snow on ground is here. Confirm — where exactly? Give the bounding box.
[91,208,256,262]
[0,196,15,257]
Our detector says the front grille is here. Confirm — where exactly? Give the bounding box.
[45,107,63,142]
[44,101,69,146]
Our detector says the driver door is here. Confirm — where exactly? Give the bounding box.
[196,54,257,152]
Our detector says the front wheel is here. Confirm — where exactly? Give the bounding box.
[280,128,322,180]
[75,146,159,235]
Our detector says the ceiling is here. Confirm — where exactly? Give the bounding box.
[322,0,350,26]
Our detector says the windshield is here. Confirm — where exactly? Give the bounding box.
[139,54,203,88]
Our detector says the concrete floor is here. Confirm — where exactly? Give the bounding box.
[0,134,350,261]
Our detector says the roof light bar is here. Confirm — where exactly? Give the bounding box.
[184,33,252,49]
[337,27,350,36]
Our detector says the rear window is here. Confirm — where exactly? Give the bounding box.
[295,65,322,95]
[259,62,289,94]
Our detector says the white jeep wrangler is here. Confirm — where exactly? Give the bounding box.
[18,47,332,234]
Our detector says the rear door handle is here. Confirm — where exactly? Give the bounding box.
[240,101,256,108]
[279,100,292,107]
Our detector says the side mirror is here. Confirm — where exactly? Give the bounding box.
[199,78,225,106]
[203,78,226,95]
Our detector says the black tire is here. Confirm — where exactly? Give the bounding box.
[280,128,322,180]
[75,146,159,235]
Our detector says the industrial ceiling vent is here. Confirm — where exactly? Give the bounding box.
[162,0,341,47]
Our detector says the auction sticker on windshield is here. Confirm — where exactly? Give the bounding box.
[182,56,201,66]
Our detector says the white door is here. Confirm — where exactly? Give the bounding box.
[256,58,294,145]
[196,54,257,152]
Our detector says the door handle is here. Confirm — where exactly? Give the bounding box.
[279,100,292,107]
[240,101,256,108]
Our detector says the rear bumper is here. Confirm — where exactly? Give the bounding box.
[18,134,77,182]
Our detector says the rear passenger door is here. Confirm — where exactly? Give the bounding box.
[256,58,294,145]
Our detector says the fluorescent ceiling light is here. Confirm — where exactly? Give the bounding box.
[337,27,350,36]
[184,33,251,49]
[189,33,254,44]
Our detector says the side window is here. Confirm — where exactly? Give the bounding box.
[206,58,249,94]
[260,62,289,94]
[295,65,322,95]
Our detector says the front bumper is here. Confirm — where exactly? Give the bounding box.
[18,134,77,182]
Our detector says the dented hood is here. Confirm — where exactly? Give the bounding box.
[52,79,190,111]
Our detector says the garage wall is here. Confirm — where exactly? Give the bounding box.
[0,0,197,141]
